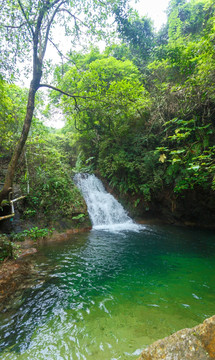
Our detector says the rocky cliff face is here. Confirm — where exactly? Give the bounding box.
[138,316,215,360]
[152,188,215,228]
[97,173,215,229]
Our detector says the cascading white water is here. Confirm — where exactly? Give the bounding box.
[74,173,142,232]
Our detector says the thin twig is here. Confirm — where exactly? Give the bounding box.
[48,38,74,62]
[0,22,27,29]
[58,8,89,28]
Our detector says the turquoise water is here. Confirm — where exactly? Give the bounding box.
[0,225,215,359]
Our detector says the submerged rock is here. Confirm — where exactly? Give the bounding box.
[138,315,215,359]
[16,247,37,258]
[0,259,36,311]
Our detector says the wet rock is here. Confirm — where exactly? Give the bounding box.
[0,259,35,311]
[99,170,215,228]
[49,227,92,242]
[150,188,215,229]
[16,247,37,258]
[137,315,215,360]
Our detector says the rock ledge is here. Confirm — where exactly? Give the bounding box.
[138,315,215,360]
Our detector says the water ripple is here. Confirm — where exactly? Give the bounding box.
[0,226,215,359]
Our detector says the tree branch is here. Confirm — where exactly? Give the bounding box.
[39,83,97,101]
[74,117,94,132]
[17,0,34,36]
[0,22,27,29]
[41,0,67,61]
[50,0,65,7]
[48,37,76,64]
[58,8,89,28]
[95,0,106,5]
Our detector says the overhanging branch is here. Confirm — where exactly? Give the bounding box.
[39,83,99,101]
[39,84,128,110]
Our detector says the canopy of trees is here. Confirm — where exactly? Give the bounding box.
[51,0,215,200]
[0,0,127,205]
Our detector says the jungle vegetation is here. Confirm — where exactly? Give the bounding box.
[0,0,215,244]
[52,0,215,202]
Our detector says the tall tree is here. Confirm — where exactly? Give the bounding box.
[0,0,126,205]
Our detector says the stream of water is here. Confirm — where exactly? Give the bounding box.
[74,173,141,232]
[0,175,215,360]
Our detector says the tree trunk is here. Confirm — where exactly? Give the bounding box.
[0,2,54,207]
[0,83,37,205]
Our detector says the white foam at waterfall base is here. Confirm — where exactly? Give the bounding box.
[74,173,143,232]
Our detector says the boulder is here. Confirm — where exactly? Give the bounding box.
[138,316,215,360]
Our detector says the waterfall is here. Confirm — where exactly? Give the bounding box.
[74,173,142,232]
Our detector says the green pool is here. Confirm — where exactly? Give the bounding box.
[0,225,215,359]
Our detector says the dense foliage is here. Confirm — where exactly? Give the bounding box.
[0,0,215,251]
[0,81,86,225]
[0,0,129,209]
[51,0,215,208]
[0,81,28,155]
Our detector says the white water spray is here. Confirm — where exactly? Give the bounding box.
[74,173,142,232]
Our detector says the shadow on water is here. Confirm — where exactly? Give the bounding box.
[0,225,215,359]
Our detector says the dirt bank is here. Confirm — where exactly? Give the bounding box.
[0,226,91,311]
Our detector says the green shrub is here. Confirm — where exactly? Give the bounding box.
[12,227,54,242]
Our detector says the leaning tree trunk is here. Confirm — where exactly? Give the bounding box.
[0,82,38,206]
[0,1,56,207]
